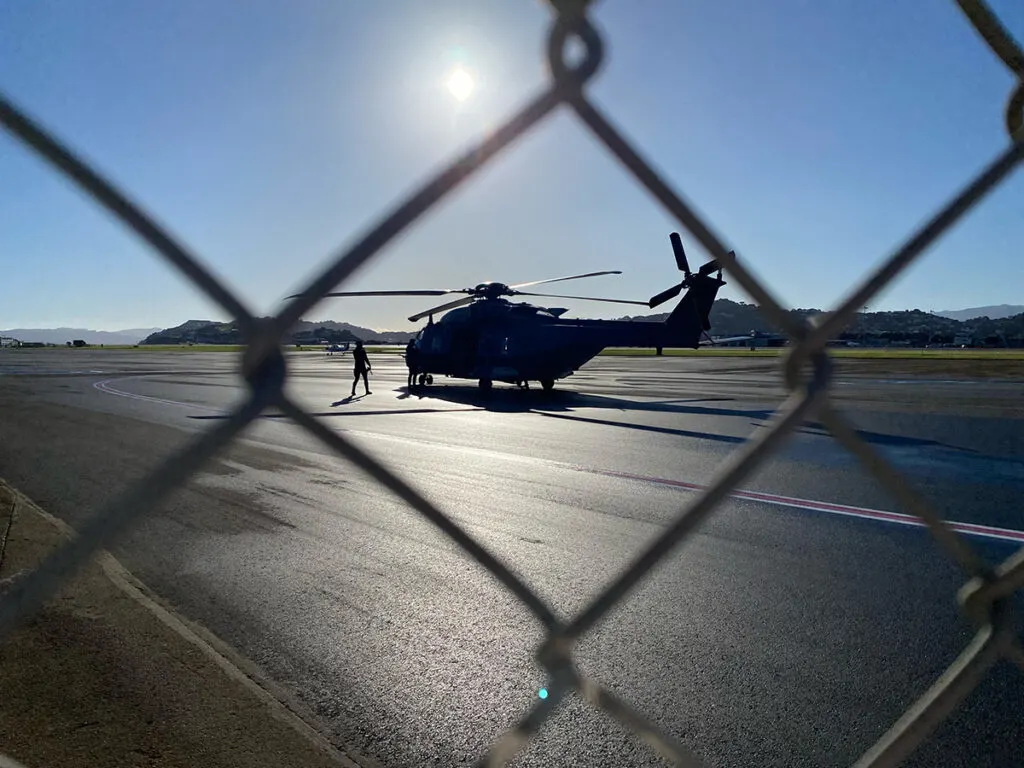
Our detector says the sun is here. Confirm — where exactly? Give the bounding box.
[446,67,474,102]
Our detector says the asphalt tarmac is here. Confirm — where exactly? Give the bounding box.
[1,348,1023,768]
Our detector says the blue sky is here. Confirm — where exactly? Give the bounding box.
[2,0,1022,332]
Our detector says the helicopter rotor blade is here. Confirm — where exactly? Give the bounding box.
[648,282,684,309]
[407,295,476,322]
[669,232,691,277]
[508,270,622,290]
[515,291,649,306]
[285,289,464,299]
[698,259,722,276]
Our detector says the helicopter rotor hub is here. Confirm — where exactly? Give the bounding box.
[470,282,512,300]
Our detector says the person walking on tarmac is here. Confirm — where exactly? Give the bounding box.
[351,340,372,397]
[405,338,420,389]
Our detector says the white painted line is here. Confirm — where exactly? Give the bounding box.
[93,378,223,414]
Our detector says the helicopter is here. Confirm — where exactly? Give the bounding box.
[289,232,730,392]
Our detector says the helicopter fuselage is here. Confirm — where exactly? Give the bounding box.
[408,270,724,389]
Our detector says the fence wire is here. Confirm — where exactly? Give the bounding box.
[1,1,1023,766]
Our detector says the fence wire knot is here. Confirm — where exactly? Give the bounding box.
[955,0,1024,138]
[242,321,288,405]
[546,8,604,87]
[958,574,1013,632]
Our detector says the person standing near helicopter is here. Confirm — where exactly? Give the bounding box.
[350,340,372,397]
[404,337,420,389]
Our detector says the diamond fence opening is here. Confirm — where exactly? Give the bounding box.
[1,1,1022,766]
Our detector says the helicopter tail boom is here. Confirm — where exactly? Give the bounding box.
[560,269,725,350]
[663,270,724,348]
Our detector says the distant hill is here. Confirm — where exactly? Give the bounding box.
[141,319,415,346]
[616,299,1024,346]
[304,321,415,344]
[0,327,161,345]
[933,305,1024,322]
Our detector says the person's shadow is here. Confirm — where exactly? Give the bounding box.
[331,394,368,406]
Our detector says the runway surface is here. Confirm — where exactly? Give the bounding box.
[1,348,1023,767]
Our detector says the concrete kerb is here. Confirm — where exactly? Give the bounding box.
[0,478,377,768]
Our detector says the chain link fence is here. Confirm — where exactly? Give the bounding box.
[1,1,1022,766]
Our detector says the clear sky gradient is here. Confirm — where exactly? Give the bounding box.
[2,0,1022,332]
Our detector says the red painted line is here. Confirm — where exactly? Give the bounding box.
[577,467,1024,545]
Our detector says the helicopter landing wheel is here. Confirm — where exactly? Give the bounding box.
[479,378,493,392]
[540,378,555,392]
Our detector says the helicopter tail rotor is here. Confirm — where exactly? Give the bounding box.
[648,283,684,309]
[648,232,727,309]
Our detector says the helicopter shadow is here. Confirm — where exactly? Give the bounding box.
[406,384,769,446]
[765,421,983,454]
[411,385,975,454]
[414,384,773,419]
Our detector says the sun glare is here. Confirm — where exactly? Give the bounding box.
[446,67,474,101]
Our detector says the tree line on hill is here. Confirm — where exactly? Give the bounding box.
[140,300,1024,348]
[623,300,1024,347]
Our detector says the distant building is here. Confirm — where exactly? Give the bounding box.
[0,336,17,348]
